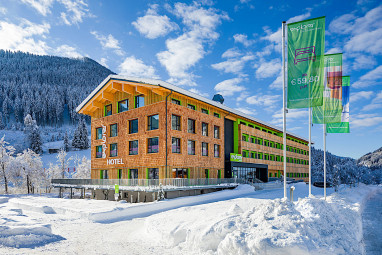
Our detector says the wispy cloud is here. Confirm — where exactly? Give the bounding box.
[90,31,124,56]
[214,77,245,96]
[211,54,254,75]
[59,0,93,26]
[353,65,382,88]
[118,56,158,79]
[20,0,54,16]
[233,34,254,47]
[352,113,382,127]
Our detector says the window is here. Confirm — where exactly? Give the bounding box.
[202,122,208,136]
[188,119,196,133]
[214,126,220,139]
[129,140,138,155]
[96,127,102,140]
[188,140,195,155]
[242,135,247,142]
[214,112,220,118]
[172,115,181,131]
[118,169,122,179]
[130,169,138,179]
[250,137,255,143]
[214,144,220,158]
[148,137,159,153]
[172,137,181,153]
[187,104,196,110]
[202,142,208,156]
[251,152,255,159]
[129,119,138,134]
[243,150,248,158]
[201,108,209,114]
[171,98,181,105]
[96,145,102,158]
[110,124,118,137]
[265,154,269,160]
[102,170,109,179]
[148,168,159,179]
[135,95,144,108]
[105,104,112,116]
[148,114,159,130]
[118,99,128,113]
[205,169,209,179]
[110,143,117,157]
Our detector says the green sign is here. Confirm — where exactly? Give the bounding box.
[312,53,343,124]
[287,17,326,109]
[230,153,242,162]
[115,184,119,194]
[327,76,350,133]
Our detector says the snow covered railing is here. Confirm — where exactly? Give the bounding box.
[51,178,246,189]
[252,182,284,190]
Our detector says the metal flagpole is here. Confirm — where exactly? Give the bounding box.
[282,21,287,199]
[309,107,312,197]
[323,123,327,200]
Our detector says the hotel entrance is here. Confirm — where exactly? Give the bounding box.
[225,162,268,182]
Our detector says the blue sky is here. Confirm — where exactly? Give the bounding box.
[0,0,381,159]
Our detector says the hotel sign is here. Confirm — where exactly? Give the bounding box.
[230,153,242,162]
[107,158,124,165]
[101,125,107,158]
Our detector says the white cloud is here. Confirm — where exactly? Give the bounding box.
[0,19,50,55]
[233,34,254,47]
[361,91,382,111]
[91,31,124,56]
[352,54,377,69]
[351,113,382,128]
[221,48,242,58]
[235,107,256,116]
[59,0,92,26]
[54,44,82,58]
[118,56,158,79]
[269,70,283,89]
[271,108,308,125]
[132,4,178,39]
[211,54,254,75]
[350,91,373,103]
[99,57,108,68]
[20,0,54,16]
[286,12,311,24]
[214,78,245,96]
[255,58,281,79]
[328,14,356,35]
[246,94,280,107]
[189,88,209,98]
[157,2,229,86]
[325,47,342,54]
[0,7,6,15]
[353,65,382,88]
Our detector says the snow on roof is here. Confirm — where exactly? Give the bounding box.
[76,74,309,142]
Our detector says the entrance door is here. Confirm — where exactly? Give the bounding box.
[130,169,138,179]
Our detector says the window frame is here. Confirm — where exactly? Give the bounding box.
[96,127,102,140]
[214,125,220,139]
[201,108,209,114]
[147,137,159,154]
[110,123,118,137]
[171,114,181,131]
[118,99,129,113]
[188,118,196,134]
[171,137,181,154]
[171,98,181,105]
[129,118,139,134]
[202,122,208,136]
[129,140,139,155]
[187,104,196,110]
[110,143,118,157]
[201,142,208,156]
[147,114,159,131]
[105,104,112,116]
[95,145,102,158]
[187,140,196,155]
[214,144,220,158]
[134,95,145,108]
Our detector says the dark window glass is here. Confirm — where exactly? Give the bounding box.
[172,115,181,131]
[118,99,128,113]
[148,114,159,130]
[118,169,122,179]
[205,169,209,178]
[148,168,159,179]
[171,98,181,105]
[214,112,220,118]
[135,95,144,108]
[105,104,112,116]
[201,108,208,114]
[188,119,195,133]
[110,143,117,157]
[202,122,208,136]
[129,119,138,134]
[130,169,138,179]
[202,142,208,156]
[187,104,196,110]
[214,126,220,139]
[214,144,220,158]
[96,145,102,158]
[172,137,181,153]
[102,170,109,179]
[96,127,102,140]
[148,137,159,153]
[129,140,138,155]
[110,124,118,137]
[188,140,195,155]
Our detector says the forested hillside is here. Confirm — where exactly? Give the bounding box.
[358,147,382,170]
[0,50,114,129]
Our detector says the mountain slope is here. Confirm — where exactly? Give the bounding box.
[358,147,382,170]
[0,50,114,128]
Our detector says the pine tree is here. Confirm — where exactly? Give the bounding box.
[29,128,43,154]
[63,132,69,152]
[0,112,4,129]
[72,119,89,150]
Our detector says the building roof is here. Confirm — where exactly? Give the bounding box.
[76,74,309,142]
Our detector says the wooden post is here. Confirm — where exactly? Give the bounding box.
[70,188,73,199]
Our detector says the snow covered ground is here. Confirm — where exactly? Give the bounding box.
[0,183,380,254]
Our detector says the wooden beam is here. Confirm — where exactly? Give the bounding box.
[92,101,104,109]
[102,91,114,101]
[122,84,136,95]
[112,82,123,92]
[151,88,166,96]
[136,86,149,95]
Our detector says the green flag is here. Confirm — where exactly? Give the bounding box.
[312,53,343,123]
[327,76,350,133]
[287,17,325,109]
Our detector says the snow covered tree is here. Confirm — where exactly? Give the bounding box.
[72,118,89,150]
[15,149,43,194]
[24,114,43,154]
[57,149,72,178]
[73,155,91,179]
[0,112,4,129]
[0,136,16,194]
[63,132,69,152]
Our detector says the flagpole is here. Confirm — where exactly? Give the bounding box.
[323,123,327,200]
[309,107,312,197]
[282,20,287,199]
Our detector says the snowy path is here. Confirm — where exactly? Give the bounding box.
[362,189,382,255]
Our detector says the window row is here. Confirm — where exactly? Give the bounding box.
[104,95,145,117]
[268,172,309,178]
[173,115,220,139]
[171,98,221,118]
[241,150,309,165]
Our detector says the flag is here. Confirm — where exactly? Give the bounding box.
[287,17,326,109]
[326,76,350,133]
[312,53,343,123]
